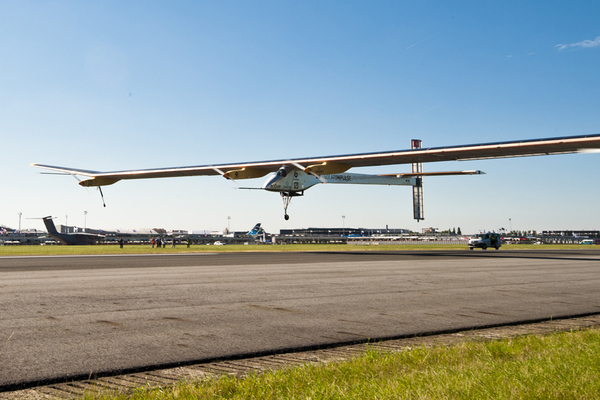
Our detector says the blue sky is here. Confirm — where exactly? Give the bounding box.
[1,0,599,234]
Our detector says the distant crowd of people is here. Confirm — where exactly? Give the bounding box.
[150,237,191,248]
[151,237,165,248]
[116,237,191,249]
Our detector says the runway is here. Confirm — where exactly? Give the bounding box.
[1,249,600,390]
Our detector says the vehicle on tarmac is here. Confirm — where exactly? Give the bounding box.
[580,239,600,245]
[468,233,501,250]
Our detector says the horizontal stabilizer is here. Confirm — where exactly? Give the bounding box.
[31,164,100,176]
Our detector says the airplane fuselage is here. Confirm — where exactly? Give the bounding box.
[261,167,416,193]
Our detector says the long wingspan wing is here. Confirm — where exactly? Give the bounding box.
[32,134,600,186]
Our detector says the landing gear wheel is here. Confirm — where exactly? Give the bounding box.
[280,191,302,221]
[495,246,499,250]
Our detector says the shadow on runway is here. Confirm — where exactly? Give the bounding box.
[313,249,600,263]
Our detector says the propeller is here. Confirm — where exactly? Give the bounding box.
[290,162,326,183]
[212,167,242,187]
[67,173,106,207]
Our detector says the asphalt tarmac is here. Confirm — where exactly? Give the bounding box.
[1,249,600,390]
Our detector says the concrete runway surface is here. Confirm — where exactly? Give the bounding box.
[1,249,599,389]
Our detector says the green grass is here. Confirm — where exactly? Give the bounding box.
[85,328,600,400]
[0,243,590,256]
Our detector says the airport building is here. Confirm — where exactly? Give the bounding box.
[279,227,409,237]
[2,221,599,246]
[540,230,600,244]
[0,227,45,245]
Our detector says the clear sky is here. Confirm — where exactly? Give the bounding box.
[1,0,599,235]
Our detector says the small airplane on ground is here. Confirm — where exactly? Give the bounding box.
[32,134,600,220]
[41,216,104,245]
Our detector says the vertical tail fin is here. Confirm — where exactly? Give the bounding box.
[411,140,424,221]
[42,216,59,234]
[248,223,262,236]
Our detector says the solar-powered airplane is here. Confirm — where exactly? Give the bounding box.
[32,134,600,220]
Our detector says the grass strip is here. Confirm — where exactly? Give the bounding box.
[86,328,600,400]
[0,243,589,256]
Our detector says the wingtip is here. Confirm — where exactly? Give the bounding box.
[579,148,600,154]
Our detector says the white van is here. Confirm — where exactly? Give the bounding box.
[468,233,501,250]
[580,239,600,245]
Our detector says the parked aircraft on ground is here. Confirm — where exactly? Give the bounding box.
[41,216,104,245]
[32,134,600,220]
[247,223,265,237]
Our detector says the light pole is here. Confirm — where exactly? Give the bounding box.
[509,218,512,233]
[342,215,345,236]
[18,212,22,231]
[84,211,87,232]
[227,216,231,233]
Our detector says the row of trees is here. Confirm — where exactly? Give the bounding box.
[439,227,462,235]
[505,230,537,236]
[427,228,538,236]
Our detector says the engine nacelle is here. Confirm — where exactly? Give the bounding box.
[79,177,121,187]
[304,162,350,175]
[223,167,269,180]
